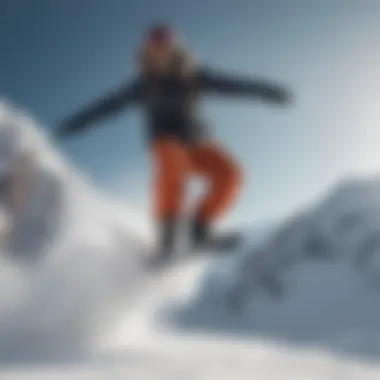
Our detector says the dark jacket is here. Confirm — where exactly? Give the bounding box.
[57,67,291,144]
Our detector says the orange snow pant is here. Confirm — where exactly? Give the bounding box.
[152,139,243,222]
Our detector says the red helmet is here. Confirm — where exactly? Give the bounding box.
[146,23,174,45]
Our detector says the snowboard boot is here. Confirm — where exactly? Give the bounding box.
[189,218,241,253]
[149,219,177,268]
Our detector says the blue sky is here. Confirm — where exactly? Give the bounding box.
[1,0,380,226]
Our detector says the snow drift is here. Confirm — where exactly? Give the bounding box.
[0,102,148,362]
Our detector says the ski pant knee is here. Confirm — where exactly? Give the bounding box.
[151,139,244,222]
[151,140,190,220]
[191,142,244,221]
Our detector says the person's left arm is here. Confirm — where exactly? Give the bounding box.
[197,66,292,105]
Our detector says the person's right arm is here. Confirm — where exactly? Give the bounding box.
[56,78,142,140]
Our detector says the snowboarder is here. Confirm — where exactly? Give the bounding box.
[56,23,292,266]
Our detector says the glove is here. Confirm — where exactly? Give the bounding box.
[261,83,292,105]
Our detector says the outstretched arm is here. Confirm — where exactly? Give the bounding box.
[197,67,291,105]
[56,78,142,140]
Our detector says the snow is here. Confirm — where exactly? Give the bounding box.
[0,102,149,363]
[0,101,379,378]
[166,173,380,367]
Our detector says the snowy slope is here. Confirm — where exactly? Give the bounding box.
[167,174,380,364]
[1,101,380,378]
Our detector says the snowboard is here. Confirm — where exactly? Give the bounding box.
[146,230,243,271]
